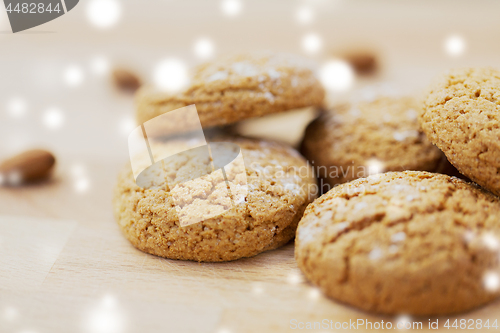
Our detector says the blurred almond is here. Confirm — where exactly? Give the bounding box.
[112,68,142,93]
[0,149,56,185]
[343,51,378,75]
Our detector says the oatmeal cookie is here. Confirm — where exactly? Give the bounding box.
[296,171,500,315]
[421,67,500,196]
[301,97,446,189]
[114,136,317,262]
[136,53,325,135]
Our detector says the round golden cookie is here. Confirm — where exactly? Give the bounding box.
[113,136,317,262]
[421,67,500,196]
[301,96,446,189]
[136,53,325,135]
[295,171,500,315]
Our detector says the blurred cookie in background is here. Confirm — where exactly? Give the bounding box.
[300,96,447,191]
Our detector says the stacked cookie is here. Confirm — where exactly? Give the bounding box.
[113,53,324,262]
[296,67,500,315]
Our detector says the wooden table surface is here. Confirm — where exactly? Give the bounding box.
[2,1,500,332]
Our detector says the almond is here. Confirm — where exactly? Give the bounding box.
[0,149,56,185]
[342,51,378,75]
[112,68,142,93]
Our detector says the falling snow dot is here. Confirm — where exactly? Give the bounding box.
[86,0,121,28]
[64,65,85,87]
[3,306,19,321]
[295,6,314,25]
[287,272,303,285]
[90,56,110,75]
[119,116,136,136]
[464,231,475,243]
[391,232,406,243]
[482,233,499,251]
[308,288,321,300]
[74,178,90,193]
[43,108,64,129]
[406,108,418,121]
[367,159,384,176]
[483,271,500,292]
[368,247,383,261]
[154,58,189,93]
[394,131,408,142]
[396,315,413,330]
[302,33,322,54]
[252,284,264,295]
[221,0,242,17]
[335,222,349,232]
[354,202,368,210]
[193,38,215,59]
[444,35,466,57]
[86,295,125,333]
[319,60,354,92]
[7,97,27,118]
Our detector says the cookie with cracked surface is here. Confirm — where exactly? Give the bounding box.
[295,171,500,315]
[301,97,447,189]
[113,136,317,262]
[421,67,500,196]
[136,53,325,136]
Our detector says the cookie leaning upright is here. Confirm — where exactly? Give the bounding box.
[295,171,500,315]
[113,136,317,262]
[136,53,325,134]
[421,68,500,196]
[301,97,445,188]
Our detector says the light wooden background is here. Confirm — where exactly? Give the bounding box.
[1,1,500,332]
